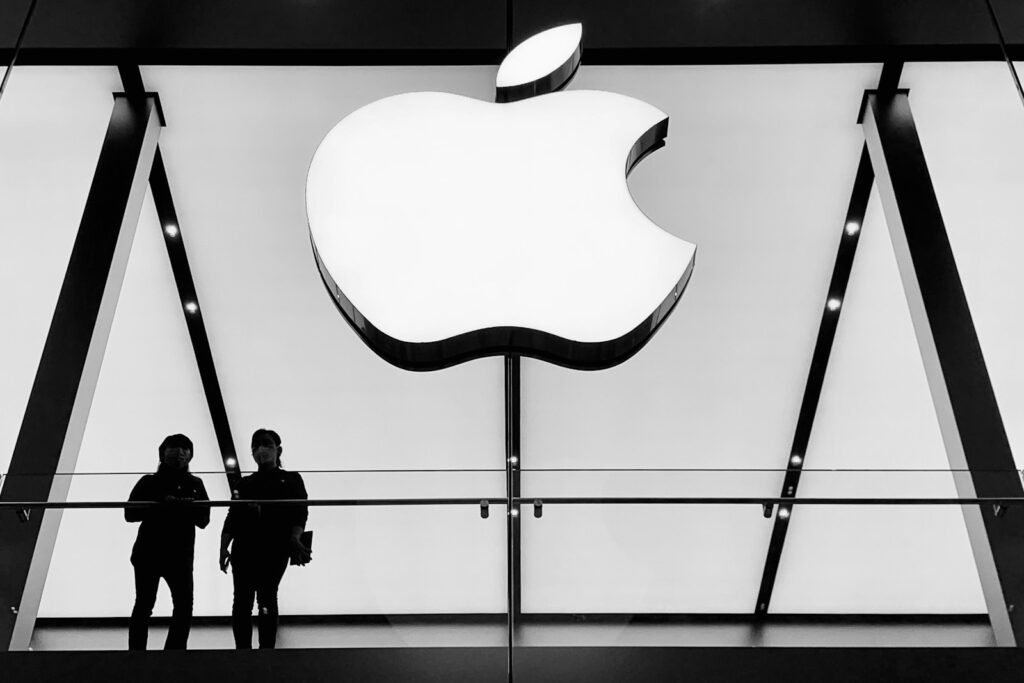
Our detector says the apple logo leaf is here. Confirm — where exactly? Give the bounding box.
[496,23,582,103]
[307,23,696,372]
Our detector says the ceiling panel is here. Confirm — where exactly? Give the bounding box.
[2,0,506,57]
[5,1,1022,64]
[516,1,1011,62]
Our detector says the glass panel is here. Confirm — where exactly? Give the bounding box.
[771,504,986,615]
[10,470,506,663]
[514,495,996,653]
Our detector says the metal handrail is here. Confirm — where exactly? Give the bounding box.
[3,495,1024,510]
[2,467,1024,475]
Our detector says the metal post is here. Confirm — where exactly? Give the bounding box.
[0,93,161,650]
[504,354,521,681]
[862,90,1024,647]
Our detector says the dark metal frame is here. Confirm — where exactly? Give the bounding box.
[4,641,1024,683]
[4,495,1024,511]
[117,65,243,493]
[861,87,1024,647]
[754,62,903,615]
[504,356,521,680]
[3,0,1024,66]
[0,92,162,650]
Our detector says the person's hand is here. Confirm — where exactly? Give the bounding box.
[219,547,231,573]
[289,538,312,566]
[162,495,194,505]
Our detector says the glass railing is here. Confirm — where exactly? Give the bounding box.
[1,466,1021,661]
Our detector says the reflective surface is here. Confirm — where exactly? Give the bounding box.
[0,467,1016,652]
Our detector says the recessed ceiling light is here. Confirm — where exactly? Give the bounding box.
[845,221,860,236]
[826,298,842,311]
[790,454,803,466]
[184,301,198,314]
[778,507,791,520]
[165,224,179,237]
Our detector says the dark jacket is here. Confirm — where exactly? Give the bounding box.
[223,468,308,560]
[126,467,210,566]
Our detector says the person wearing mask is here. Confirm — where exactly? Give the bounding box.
[125,433,210,650]
[220,428,310,649]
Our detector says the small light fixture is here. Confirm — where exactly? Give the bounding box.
[509,456,519,465]
[778,507,791,520]
[225,457,237,468]
[826,298,841,311]
[790,454,802,466]
[165,224,179,238]
[845,221,860,236]
[184,301,198,314]
[511,508,519,517]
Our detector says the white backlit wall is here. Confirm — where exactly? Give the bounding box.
[4,67,507,619]
[37,190,231,619]
[131,65,507,617]
[904,62,1024,474]
[1,63,1022,621]
[521,64,890,613]
[0,67,119,478]
[770,189,984,612]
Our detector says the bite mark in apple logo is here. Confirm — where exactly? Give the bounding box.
[306,23,695,371]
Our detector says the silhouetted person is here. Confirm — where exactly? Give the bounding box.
[126,433,210,650]
[220,428,310,649]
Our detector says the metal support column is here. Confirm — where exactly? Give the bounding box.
[861,90,1024,647]
[0,93,161,650]
[504,354,521,681]
[118,65,243,494]
[754,62,902,615]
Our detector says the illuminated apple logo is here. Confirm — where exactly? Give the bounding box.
[307,24,695,371]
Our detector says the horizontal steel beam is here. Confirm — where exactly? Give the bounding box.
[5,497,1024,510]
[3,646,1024,683]
[1,0,1023,65]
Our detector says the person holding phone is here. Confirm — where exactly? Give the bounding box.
[220,428,310,649]
[126,433,210,650]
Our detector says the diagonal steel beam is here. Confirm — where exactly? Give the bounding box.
[862,87,1024,647]
[117,65,242,495]
[754,62,902,616]
[0,92,161,650]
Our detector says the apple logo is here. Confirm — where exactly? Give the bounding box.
[307,23,695,371]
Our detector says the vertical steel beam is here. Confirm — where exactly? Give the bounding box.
[504,354,521,682]
[0,93,161,650]
[862,90,1024,647]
